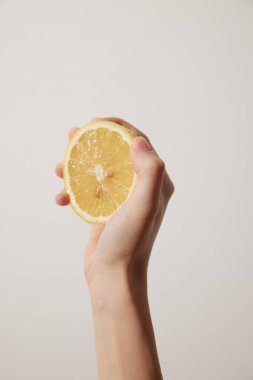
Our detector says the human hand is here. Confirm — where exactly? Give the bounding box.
[55,117,174,290]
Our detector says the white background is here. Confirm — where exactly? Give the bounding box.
[0,0,253,379]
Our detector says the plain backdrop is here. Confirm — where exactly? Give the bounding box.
[0,0,253,379]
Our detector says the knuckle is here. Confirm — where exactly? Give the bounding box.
[163,184,174,207]
[167,179,175,198]
[147,158,165,176]
[162,173,175,201]
[170,181,175,195]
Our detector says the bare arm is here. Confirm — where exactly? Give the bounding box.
[89,268,162,380]
[55,117,174,380]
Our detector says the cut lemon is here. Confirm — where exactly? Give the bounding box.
[63,120,136,223]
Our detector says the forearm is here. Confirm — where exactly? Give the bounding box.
[89,266,163,380]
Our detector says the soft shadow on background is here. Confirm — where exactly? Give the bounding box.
[0,1,252,379]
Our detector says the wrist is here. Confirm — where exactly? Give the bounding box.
[87,263,148,312]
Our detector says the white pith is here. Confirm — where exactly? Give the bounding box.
[94,164,106,182]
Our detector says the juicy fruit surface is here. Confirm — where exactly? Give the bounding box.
[64,122,136,223]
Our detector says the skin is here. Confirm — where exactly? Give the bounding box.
[55,117,174,380]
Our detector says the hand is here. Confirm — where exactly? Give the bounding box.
[55,117,174,289]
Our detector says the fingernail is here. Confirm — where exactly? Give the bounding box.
[134,136,152,152]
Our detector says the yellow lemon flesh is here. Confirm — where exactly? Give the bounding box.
[63,120,136,223]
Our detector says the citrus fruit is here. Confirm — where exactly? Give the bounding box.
[63,120,136,223]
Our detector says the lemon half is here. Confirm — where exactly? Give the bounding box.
[63,120,136,223]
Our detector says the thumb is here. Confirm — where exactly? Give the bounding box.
[128,136,165,220]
